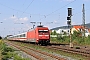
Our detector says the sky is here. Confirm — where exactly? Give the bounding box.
[0,0,90,37]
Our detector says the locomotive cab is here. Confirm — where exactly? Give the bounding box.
[36,26,50,45]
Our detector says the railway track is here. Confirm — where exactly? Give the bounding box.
[46,45,90,57]
[4,41,66,60]
[5,40,90,59]
[50,43,69,46]
[46,42,90,57]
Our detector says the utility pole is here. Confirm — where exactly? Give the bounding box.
[37,22,42,26]
[82,4,85,42]
[67,8,73,48]
[30,22,36,28]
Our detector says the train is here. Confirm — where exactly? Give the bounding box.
[7,25,50,45]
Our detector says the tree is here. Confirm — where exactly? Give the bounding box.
[72,31,82,38]
[51,30,57,35]
[0,36,2,39]
[53,30,57,35]
[63,31,67,35]
[72,31,83,44]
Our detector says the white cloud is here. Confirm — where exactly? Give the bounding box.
[10,16,18,21]
[25,24,31,29]
[10,16,29,22]
[19,17,28,21]
[54,20,57,23]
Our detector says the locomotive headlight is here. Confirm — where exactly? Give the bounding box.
[39,35,42,36]
[45,35,49,36]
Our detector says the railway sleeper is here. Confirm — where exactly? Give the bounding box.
[83,54,90,57]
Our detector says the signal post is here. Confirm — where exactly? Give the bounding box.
[67,8,73,48]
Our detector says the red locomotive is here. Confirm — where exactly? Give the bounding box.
[7,26,50,45]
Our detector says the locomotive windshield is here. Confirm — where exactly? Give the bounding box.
[38,30,49,34]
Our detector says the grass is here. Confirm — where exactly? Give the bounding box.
[5,40,89,60]
[2,52,30,60]
[0,40,31,60]
[0,51,2,60]
[18,42,88,60]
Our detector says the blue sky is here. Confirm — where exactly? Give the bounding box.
[0,0,90,37]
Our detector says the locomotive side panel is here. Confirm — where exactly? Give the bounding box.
[27,29,36,42]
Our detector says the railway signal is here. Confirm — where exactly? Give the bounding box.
[67,8,73,48]
[67,8,72,26]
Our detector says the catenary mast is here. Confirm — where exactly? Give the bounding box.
[82,4,85,41]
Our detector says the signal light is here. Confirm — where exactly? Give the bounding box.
[67,16,71,25]
[67,20,71,25]
[67,16,71,20]
[68,8,72,16]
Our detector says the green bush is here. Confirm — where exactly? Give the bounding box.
[3,47,14,52]
[1,51,7,55]
[50,30,90,45]
[0,41,30,60]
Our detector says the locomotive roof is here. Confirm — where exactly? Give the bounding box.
[28,26,49,31]
[36,26,48,29]
[10,26,49,37]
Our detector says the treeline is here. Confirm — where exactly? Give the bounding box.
[0,36,2,40]
[50,30,90,45]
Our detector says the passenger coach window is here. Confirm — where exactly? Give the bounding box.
[18,34,25,37]
[20,35,22,37]
[22,34,25,37]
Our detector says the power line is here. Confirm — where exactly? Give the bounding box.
[40,0,76,20]
[20,0,35,17]
[46,0,76,16]
[0,1,35,15]
[0,2,25,14]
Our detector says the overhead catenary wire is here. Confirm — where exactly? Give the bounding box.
[0,0,89,19]
[40,0,77,20]
[0,0,76,18]
[0,0,89,22]
[0,2,23,13]
[46,0,77,16]
[20,0,35,17]
[0,1,35,15]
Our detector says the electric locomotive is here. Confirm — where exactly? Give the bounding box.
[7,25,50,45]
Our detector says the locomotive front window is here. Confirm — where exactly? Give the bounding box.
[38,30,49,34]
